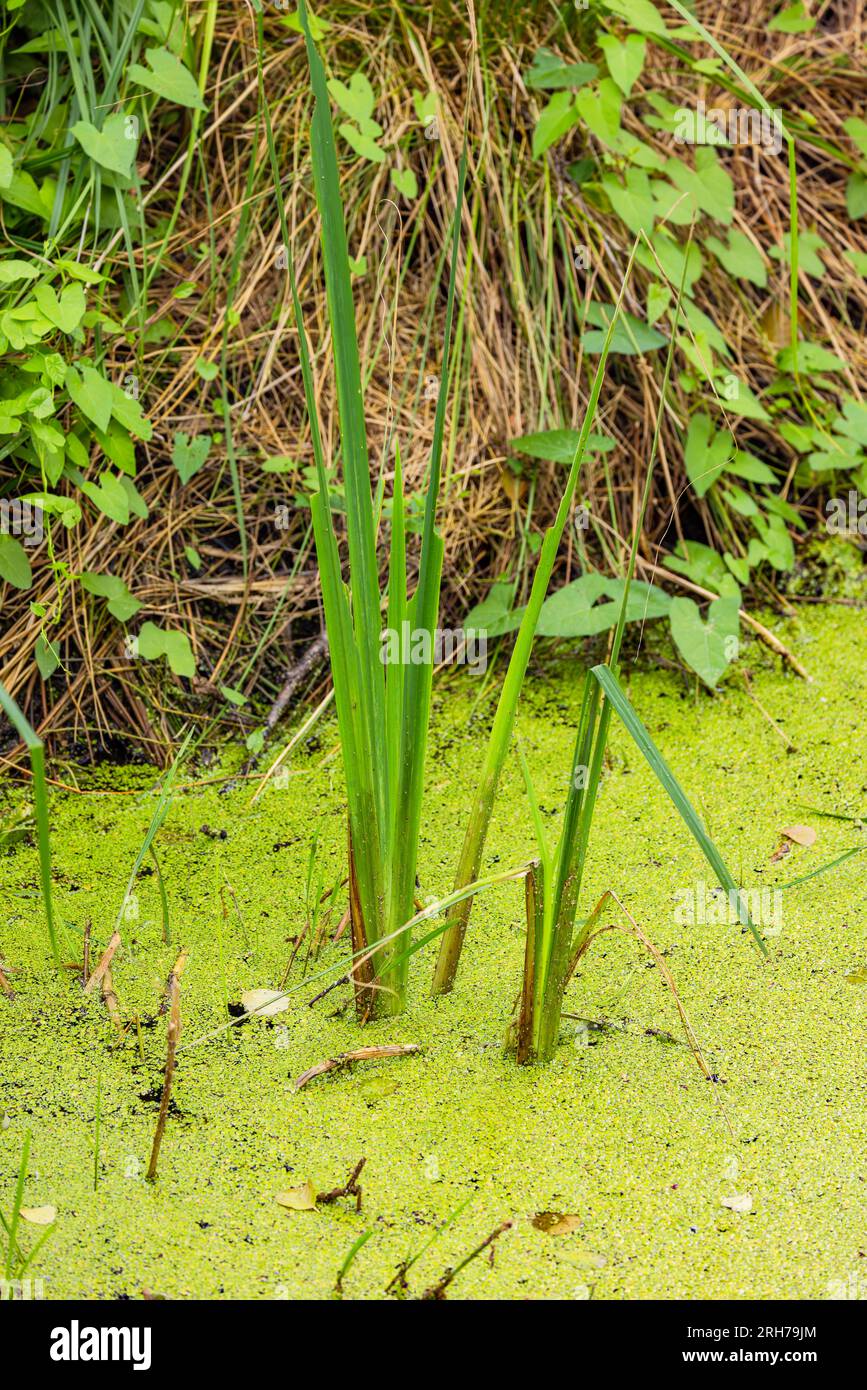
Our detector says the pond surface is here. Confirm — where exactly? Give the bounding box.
[1,603,865,1298]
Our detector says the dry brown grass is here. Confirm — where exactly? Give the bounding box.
[2,1,866,763]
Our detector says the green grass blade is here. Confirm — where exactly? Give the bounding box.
[149,846,171,946]
[114,730,191,937]
[298,0,384,762]
[0,683,58,965]
[385,443,408,843]
[778,845,865,891]
[516,742,551,875]
[336,1228,375,1293]
[550,671,600,926]
[386,132,468,962]
[551,235,690,939]
[4,1131,30,1280]
[310,491,384,927]
[590,665,767,956]
[432,238,644,994]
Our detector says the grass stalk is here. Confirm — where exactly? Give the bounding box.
[431,238,644,995]
[510,250,765,1062]
[0,682,58,965]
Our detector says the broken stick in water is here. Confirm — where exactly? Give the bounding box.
[294,1044,421,1092]
[83,929,121,995]
[146,949,186,1183]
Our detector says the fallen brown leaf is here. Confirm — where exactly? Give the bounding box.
[531,1211,582,1234]
[781,825,817,847]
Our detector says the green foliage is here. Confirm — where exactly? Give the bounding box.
[322,49,434,198]
[136,622,196,678]
[172,432,212,484]
[0,1,202,685]
[521,1,866,607]
[668,594,739,688]
[127,46,206,109]
[509,427,614,463]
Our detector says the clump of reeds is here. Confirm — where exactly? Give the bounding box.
[267,0,467,1017]
[434,247,767,1057]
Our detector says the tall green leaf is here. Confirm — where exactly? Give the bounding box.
[0,682,58,964]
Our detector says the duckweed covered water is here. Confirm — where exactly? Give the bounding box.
[1,603,865,1299]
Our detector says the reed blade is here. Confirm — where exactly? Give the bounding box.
[590,665,766,955]
[432,238,643,995]
[0,682,58,965]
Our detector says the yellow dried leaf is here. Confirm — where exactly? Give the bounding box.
[275,1181,317,1212]
[531,1211,582,1234]
[720,1193,753,1214]
[19,1205,56,1225]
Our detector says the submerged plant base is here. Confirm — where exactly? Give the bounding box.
[510,874,706,1069]
[512,864,562,1066]
[347,828,407,1022]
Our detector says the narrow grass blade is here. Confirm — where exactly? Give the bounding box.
[552,229,691,938]
[590,665,767,955]
[432,238,644,994]
[114,731,191,937]
[779,845,865,891]
[385,444,408,847]
[389,136,468,945]
[299,0,384,781]
[4,1132,30,1280]
[0,683,58,964]
[335,1228,375,1296]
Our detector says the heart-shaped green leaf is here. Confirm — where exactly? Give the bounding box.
[127,47,206,110]
[71,113,137,177]
[35,633,60,680]
[80,572,141,622]
[328,72,375,125]
[391,167,418,199]
[533,91,580,158]
[0,533,32,589]
[137,621,195,677]
[172,432,212,484]
[525,48,598,91]
[599,34,646,97]
[34,282,86,334]
[81,473,130,525]
[66,364,113,432]
[669,594,739,688]
[339,122,385,163]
